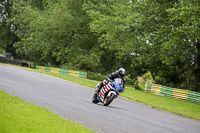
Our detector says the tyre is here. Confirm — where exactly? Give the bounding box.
[92,93,99,104]
[103,93,116,106]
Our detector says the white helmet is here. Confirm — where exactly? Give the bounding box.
[118,68,125,77]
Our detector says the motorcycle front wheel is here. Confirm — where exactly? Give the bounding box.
[103,93,116,106]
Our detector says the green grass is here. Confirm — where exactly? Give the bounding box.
[0,91,95,133]
[1,63,200,122]
[121,88,200,120]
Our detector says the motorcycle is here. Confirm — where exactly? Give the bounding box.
[92,78,124,106]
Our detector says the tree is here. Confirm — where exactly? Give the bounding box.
[0,0,17,55]
[85,0,200,91]
[12,0,101,71]
[3,0,199,91]
[163,0,200,91]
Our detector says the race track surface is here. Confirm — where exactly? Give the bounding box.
[0,65,200,133]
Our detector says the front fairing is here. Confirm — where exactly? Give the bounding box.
[110,78,124,93]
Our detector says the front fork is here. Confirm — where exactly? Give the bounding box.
[106,90,119,99]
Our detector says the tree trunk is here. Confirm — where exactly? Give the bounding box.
[194,40,200,92]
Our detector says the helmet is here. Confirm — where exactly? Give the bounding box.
[118,68,125,77]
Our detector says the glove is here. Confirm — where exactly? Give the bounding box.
[103,79,108,85]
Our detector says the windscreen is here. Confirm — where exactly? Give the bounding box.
[114,78,123,85]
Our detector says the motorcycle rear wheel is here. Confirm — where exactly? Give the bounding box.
[103,93,116,106]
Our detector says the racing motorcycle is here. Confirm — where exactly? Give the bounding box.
[92,78,124,106]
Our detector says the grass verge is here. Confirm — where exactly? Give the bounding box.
[0,90,95,133]
[1,63,200,121]
[121,88,200,121]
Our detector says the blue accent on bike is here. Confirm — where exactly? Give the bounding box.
[110,81,124,93]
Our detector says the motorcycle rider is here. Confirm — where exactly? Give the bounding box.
[95,68,126,94]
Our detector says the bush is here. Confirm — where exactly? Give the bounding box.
[137,77,146,91]
[143,71,154,81]
[87,71,106,81]
[125,77,135,87]
[136,71,155,91]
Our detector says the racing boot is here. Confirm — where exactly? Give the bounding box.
[93,83,100,101]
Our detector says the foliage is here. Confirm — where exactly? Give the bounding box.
[1,0,200,91]
[143,71,154,81]
[84,0,200,91]
[164,0,200,90]
[87,71,106,81]
[0,0,17,55]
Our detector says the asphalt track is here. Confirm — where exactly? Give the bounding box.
[0,65,200,133]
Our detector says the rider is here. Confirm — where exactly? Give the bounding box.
[96,68,126,94]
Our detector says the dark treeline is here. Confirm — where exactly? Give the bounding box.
[0,0,200,91]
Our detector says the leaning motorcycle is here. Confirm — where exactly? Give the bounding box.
[92,78,124,106]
